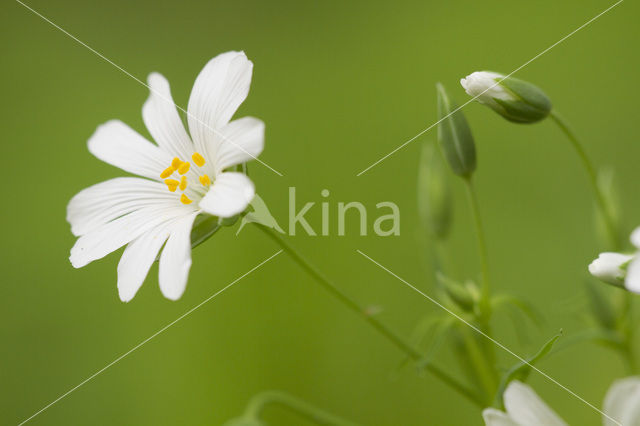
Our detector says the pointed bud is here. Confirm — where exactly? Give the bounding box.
[436,83,476,177]
[460,71,552,124]
[418,142,453,240]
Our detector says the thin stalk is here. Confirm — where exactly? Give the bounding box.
[459,327,498,399]
[463,178,499,395]
[244,391,357,426]
[464,178,491,318]
[256,224,484,407]
[549,110,620,250]
[550,111,635,371]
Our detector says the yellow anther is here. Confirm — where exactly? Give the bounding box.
[164,178,179,192]
[178,162,190,175]
[180,194,192,205]
[171,157,183,169]
[192,152,206,167]
[160,166,175,179]
[199,174,211,187]
[179,176,187,191]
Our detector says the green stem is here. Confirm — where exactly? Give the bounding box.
[463,178,499,397]
[549,110,620,250]
[550,111,636,371]
[464,178,491,318]
[459,327,498,399]
[244,391,357,426]
[256,224,484,407]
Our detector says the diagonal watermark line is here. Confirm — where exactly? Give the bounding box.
[17,250,283,426]
[356,0,624,176]
[14,0,284,177]
[356,249,621,426]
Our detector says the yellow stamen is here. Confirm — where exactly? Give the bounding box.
[160,166,175,179]
[171,157,183,169]
[192,152,206,167]
[178,162,190,175]
[179,176,187,191]
[199,174,211,187]
[164,179,179,192]
[180,194,192,205]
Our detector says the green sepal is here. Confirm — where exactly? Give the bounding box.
[493,76,552,123]
[493,98,549,123]
[437,273,477,312]
[436,83,477,177]
[190,214,223,250]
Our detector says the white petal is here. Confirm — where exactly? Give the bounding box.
[482,408,518,426]
[158,212,198,300]
[88,120,172,180]
[588,252,634,286]
[625,257,640,294]
[504,381,567,426]
[460,71,514,106]
[187,51,253,159]
[117,223,173,302]
[198,172,255,218]
[212,116,265,172]
[70,205,190,269]
[603,377,640,426]
[67,177,178,237]
[631,227,640,249]
[142,72,194,159]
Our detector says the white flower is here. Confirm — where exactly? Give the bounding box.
[602,376,640,426]
[483,381,567,426]
[460,71,552,123]
[483,377,640,426]
[589,227,640,293]
[67,51,264,302]
[460,71,516,109]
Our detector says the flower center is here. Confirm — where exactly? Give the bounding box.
[159,152,211,205]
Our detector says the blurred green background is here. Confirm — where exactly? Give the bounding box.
[2,0,640,424]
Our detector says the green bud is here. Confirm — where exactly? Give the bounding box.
[460,71,552,124]
[417,142,453,240]
[436,83,477,177]
[437,272,477,312]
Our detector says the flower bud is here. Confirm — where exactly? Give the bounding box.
[588,252,633,287]
[436,83,476,177]
[418,142,453,240]
[460,71,552,124]
[437,273,478,312]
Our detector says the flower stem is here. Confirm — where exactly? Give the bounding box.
[464,178,491,317]
[462,178,498,397]
[244,390,357,425]
[549,110,620,250]
[549,111,636,371]
[256,224,484,407]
